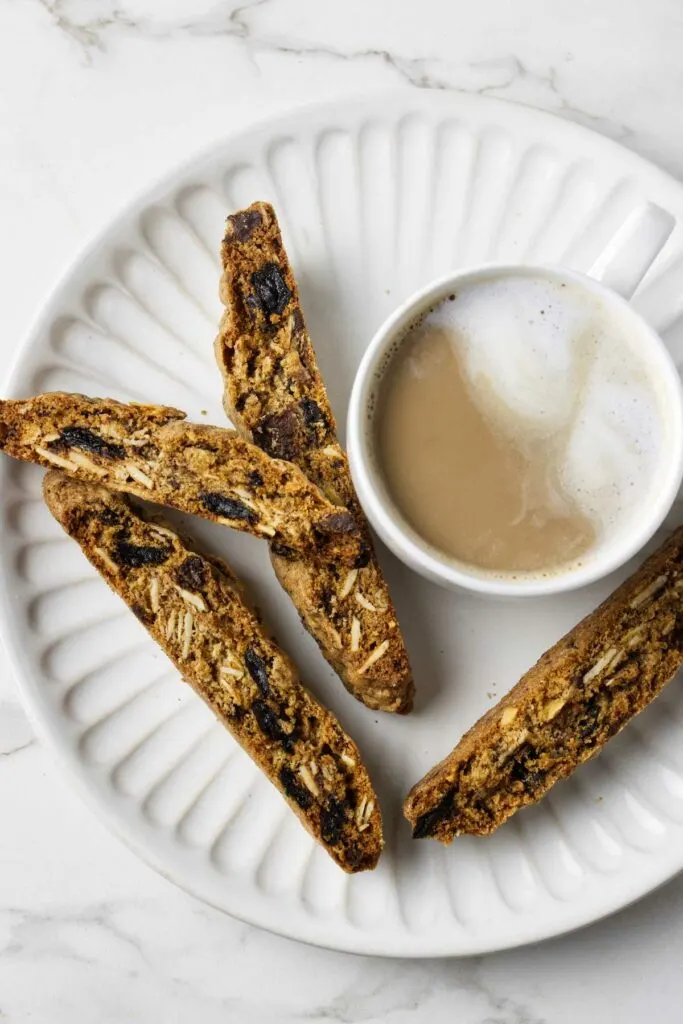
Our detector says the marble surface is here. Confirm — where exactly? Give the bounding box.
[3,0,683,1020]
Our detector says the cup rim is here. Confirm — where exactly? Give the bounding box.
[347,262,683,598]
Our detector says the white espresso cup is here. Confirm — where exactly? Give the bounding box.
[347,204,683,597]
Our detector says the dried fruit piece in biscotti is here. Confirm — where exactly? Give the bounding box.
[0,392,362,562]
[43,471,383,872]
[404,527,683,841]
[215,200,414,715]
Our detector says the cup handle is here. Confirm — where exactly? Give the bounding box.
[563,202,675,300]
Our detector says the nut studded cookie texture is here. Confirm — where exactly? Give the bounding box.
[215,201,415,715]
[43,471,383,873]
[405,526,683,842]
[0,392,362,562]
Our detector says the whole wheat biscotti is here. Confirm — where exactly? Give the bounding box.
[43,471,383,872]
[215,201,414,715]
[404,527,683,842]
[0,393,361,562]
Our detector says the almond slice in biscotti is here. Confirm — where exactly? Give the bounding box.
[215,201,414,715]
[43,470,383,872]
[0,392,362,562]
[404,526,683,841]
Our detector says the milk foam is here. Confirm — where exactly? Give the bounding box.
[417,273,667,544]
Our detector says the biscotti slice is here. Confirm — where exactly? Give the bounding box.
[404,527,683,842]
[215,201,414,714]
[0,393,361,562]
[43,471,383,871]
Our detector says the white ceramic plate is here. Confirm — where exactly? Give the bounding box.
[4,91,683,958]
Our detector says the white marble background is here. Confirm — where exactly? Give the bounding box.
[3,1,683,1020]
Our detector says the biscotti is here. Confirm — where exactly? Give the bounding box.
[43,471,383,871]
[404,527,683,841]
[215,201,414,714]
[0,393,361,561]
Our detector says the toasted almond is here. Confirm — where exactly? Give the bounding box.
[340,752,356,768]
[36,446,79,472]
[500,706,518,727]
[181,611,193,661]
[256,524,276,537]
[541,696,568,722]
[232,487,257,508]
[358,639,390,675]
[350,617,361,652]
[127,464,154,489]
[148,522,177,541]
[174,585,206,612]
[630,574,668,609]
[149,577,160,614]
[355,591,377,612]
[93,545,118,575]
[623,625,646,648]
[506,728,529,754]
[165,610,177,641]
[298,764,320,798]
[68,451,108,477]
[583,647,618,685]
[339,569,358,599]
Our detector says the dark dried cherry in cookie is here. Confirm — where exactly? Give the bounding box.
[113,539,171,568]
[200,491,258,524]
[175,555,207,591]
[250,262,291,317]
[228,207,263,242]
[244,646,270,696]
[279,766,312,810]
[54,426,125,460]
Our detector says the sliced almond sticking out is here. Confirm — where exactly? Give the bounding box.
[630,574,668,609]
[256,524,277,537]
[358,639,390,675]
[232,487,257,508]
[298,764,320,798]
[126,464,154,489]
[174,585,206,612]
[181,611,193,661]
[350,617,361,652]
[36,446,79,472]
[93,545,118,575]
[149,577,160,614]
[339,569,358,599]
[506,728,529,755]
[583,647,619,685]
[69,451,108,477]
[148,522,177,541]
[165,610,177,641]
[355,591,377,613]
[541,696,567,722]
[500,706,518,727]
[340,752,356,768]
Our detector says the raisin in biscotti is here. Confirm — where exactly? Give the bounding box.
[0,393,361,562]
[43,471,383,871]
[405,527,683,841]
[215,201,414,714]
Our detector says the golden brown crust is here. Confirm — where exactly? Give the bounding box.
[43,471,383,872]
[0,393,361,562]
[404,528,683,841]
[215,201,414,714]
